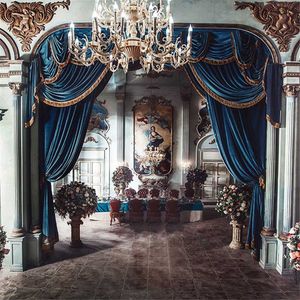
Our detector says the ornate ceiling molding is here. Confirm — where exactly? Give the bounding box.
[0,0,70,52]
[235,1,300,52]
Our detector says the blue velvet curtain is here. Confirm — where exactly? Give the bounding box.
[182,28,274,257]
[28,28,111,242]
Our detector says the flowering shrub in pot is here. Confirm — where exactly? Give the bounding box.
[112,166,133,196]
[287,222,300,271]
[0,226,9,269]
[186,168,208,198]
[216,184,252,249]
[54,181,97,247]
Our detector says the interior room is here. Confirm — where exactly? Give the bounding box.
[0,0,300,299]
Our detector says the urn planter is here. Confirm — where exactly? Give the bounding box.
[229,220,244,249]
[67,215,83,248]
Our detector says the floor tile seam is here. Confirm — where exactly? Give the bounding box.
[181,234,207,299]
[146,232,150,298]
[119,247,132,299]
[92,270,107,299]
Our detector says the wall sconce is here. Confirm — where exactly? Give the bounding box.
[182,161,192,174]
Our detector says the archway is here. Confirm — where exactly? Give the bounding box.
[27,23,281,263]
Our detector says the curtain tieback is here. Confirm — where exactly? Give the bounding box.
[259,176,265,189]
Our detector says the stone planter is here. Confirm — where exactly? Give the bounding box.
[229,220,244,249]
[67,215,83,248]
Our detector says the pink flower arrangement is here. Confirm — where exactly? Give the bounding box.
[216,184,252,223]
[287,222,300,271]
[0,226,9,270]
[54,181,98,219]
[125,188,136,199]
[112,166,133,187]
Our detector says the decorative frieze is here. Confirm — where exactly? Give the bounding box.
[0,0,70,52]
[235,1,300,52]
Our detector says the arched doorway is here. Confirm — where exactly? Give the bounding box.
[196,133,231,207]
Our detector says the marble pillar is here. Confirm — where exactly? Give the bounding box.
[116,86,126,164]
[276,75,300,274]
[180,90,191,186]
[260,122,277,269]
[8,82,27,272]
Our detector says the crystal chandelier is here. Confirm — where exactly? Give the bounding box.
[68,0,193,73]
[144,146,166,173]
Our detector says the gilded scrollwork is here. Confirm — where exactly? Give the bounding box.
[235,1,300,52]
[0,0,70,52]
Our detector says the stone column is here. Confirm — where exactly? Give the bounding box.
[180,89,191,186]
[9,82,25,237]
[281,85,299,236]
[8,82,27,272]
[260,122,277,269]
[116,85,126,163]
[276,62,300,274]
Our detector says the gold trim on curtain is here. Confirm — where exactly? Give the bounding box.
[187,63,266,109]
[40,65,110,107]
[266,114,280,128]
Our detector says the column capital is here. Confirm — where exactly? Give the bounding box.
[8,82,25,96]
[180,86,192,102]
[115,85,126,102]
[283,84,300,97]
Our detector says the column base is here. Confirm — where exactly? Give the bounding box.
[26,233,42,268]
[259,234,277,269]
[276,237,293,275]
[11,228,25,238]
[8,235,27,272]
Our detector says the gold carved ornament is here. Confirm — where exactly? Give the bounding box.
[0,0,70,52]
[235,1,300,52]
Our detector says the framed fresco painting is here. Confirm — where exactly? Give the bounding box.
[133,95,173,182]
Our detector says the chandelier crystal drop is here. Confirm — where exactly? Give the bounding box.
[68,0,193,73]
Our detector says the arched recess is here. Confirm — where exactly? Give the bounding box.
[0,29,19,60]
[291,39,300,61]
[196,133,231,207]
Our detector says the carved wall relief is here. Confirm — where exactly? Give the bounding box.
[235,1,300,52]
[0,108,7,122]
[0,0,70,52]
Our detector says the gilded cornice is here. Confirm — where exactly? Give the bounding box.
[235,1,300,52]
[0,0,70,52]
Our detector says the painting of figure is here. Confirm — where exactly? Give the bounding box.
[133,96,173,176]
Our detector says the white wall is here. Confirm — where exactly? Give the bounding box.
[0,87,15,234]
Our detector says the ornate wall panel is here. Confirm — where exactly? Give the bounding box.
[133,96,173,186]
[235,1,300,52]
[0,0,70,52]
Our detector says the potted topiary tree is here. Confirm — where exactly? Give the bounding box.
[216,184,252,249]
[54,181,97,248]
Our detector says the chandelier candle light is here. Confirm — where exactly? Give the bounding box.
[68,0,193,73]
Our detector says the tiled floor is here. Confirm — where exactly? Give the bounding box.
[0,210,299,299]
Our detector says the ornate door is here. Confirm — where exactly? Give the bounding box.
[197,134,231,207]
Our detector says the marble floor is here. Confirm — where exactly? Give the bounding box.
[0,210,298,300]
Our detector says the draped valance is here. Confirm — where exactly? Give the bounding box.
[26,26,281,128]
